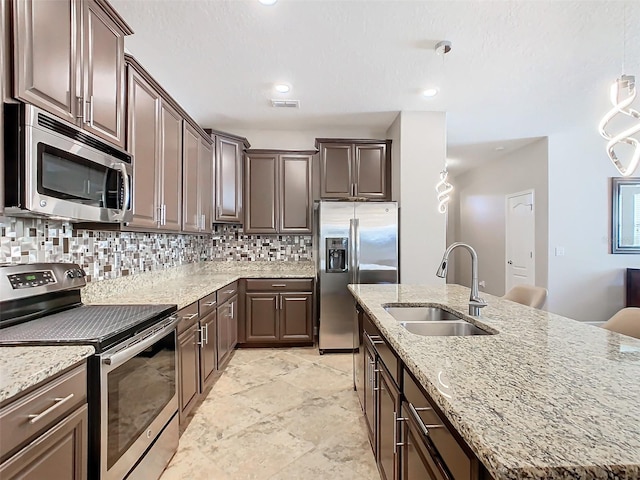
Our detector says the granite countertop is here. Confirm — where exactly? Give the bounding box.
[0,345,95,404]
[348,283,640,480]
[82,261,316,309]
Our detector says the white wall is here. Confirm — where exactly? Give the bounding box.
[232,127,387,150]
[547,125,639,322]
[448,139,549,298]
[387,111,447,284]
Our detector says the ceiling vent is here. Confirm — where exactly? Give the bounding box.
[271,99,300,108]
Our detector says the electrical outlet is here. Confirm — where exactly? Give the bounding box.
[479,280,486,288]
[555,247,565,256]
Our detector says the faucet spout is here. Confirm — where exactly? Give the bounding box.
[435,242,487,316]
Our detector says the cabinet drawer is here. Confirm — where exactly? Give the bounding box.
[245,278,313,292]
[0,364,86,460]
[199,291,218,318]
[176,302,199,335]
[217,281,238,305]
[403,369,475,480]
[363,314,399,385]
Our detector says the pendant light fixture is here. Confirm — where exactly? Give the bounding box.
[599,3,640,177]
[435,168,453,214]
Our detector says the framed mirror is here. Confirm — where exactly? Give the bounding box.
[611,177,640,254]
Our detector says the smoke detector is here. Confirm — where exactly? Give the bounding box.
[271,99,300,108]
[435,40,452,56]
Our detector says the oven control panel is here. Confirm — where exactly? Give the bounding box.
[8,270,57,289]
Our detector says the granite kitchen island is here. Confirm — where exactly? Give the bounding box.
[349,283,640,480]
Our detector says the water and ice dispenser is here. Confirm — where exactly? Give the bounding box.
[326,237,348,273]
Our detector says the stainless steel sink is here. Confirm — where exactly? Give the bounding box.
[384,306,461,322]
[399,321,493,336]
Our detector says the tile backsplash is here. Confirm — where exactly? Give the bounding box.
[0,217,313,282]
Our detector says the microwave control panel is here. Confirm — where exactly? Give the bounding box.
[8,270,56,289]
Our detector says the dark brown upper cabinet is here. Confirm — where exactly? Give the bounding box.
[244,150,313,234]
[182,121,214,233]
[316,139,391,200]
[206,130,250,224]
[124,55,213,233]
[12,0,132,148]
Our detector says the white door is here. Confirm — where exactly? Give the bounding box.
[505,190,535,292]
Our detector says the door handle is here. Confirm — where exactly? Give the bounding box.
[111,163,130,222]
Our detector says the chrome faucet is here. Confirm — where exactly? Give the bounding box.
[436,242,487,316]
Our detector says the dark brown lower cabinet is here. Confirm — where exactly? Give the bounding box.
[401,404,448,480]
[177,321,201,423]
[244,292,313,344]
[217,294,238,371]
[199,308,217,391]
[377,362,400,480]
[0,404,88,480]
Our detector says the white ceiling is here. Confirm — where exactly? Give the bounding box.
[110,0,640,173]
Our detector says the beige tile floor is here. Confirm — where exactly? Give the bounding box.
[160,347,380,480]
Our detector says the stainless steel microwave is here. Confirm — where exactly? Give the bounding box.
[4,103,132,223]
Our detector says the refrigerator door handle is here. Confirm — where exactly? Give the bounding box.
[349,218,356,284]
[354,218,360,284]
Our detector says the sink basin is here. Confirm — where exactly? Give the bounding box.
[399,321,493,336]
[384,306,461,322]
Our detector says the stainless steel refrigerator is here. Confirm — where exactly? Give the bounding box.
[317,201,399,352]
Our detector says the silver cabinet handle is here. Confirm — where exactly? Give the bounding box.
[204,301,217,307]
[157,205,163,226]
[89,95,94,124]
[196,327,203,346]
[230,302,234,318]
[394,411,407,453]
[223,289,235,295]
[76,96,84,120]
[408,402,445,437]
[162,204,167,225]
[279,296,283,311]
[271,284,286,287]
[83,98,90,124]
[182,313,198,320]
[217,205,222,218]
[203,323,209,344]
[28,393,75,424]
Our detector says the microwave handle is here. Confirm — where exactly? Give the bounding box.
[112,163,130,222]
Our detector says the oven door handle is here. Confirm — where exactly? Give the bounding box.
[112,162,130,222]
[102,315,179,367]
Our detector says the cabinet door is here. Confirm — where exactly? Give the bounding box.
[244,153,278,234]
[182,122,200,233]
[198,137,213,234]
[280,293,313,342]
[159,101,182,231]
[82,0,125,147]
[126,66,159,229]
[354,143,388,199]
[215,136,242,222]
[216,301,231,370]
[363,339,376,445]
[401,405,446,480]
[245,292,278,342]
[377,364,400,480]
[199,311,217,391]
[13,0,79,123]
[0,404,87,480]
[228,295,238,350]
[178,323,200,423]
[319,143,352,199]
[279,155,312,233]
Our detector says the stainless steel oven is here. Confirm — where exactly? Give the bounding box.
[0,263,179,480]
[100,316,179,480]
[4,103,132,222]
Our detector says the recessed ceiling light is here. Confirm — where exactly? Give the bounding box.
[422,88,438,98]
[274,83,290,93]
[258,0,277,5]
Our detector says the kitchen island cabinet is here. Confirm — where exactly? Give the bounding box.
[350,283,640,480]
[12,0,133,148]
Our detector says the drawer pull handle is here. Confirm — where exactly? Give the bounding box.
[204,301,217,307]
[408,402,445,437]
[413,406,433,412]
[27,393,75,424]
[223,289,235,295]
[182,313,198,320]
[271,284,287,287]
